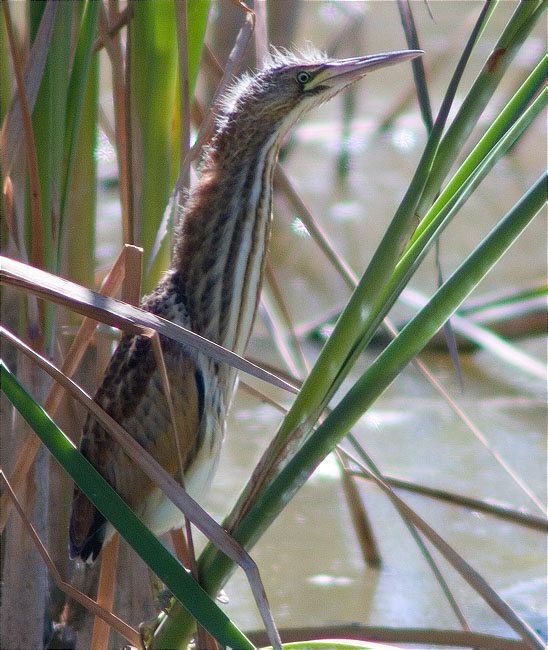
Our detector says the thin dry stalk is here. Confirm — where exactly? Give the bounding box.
[253,0,268,65]
[0,1,57,174]
[174,9,256,196]
[122,0,134,244]
[149,331,186,488]
[98,2,133,244]
[260,296,302,380]
[89,244,142,648]
[1,0,45,347]
[175,0,191,190]
[169,528,191,566]
[274,165,357,289]
[2,2,43,271]
[395,491,471,630]
[239,380,289,414]
[92,6,130,54]
[1,177,19,253]
[350,471,548,532]
[378,6,478,131]
[149,331,203,613]
[338,455,381,567]
[91,534,121,650]
[119,244,142,306]
[263,262,308,378]
[342,432,468,624]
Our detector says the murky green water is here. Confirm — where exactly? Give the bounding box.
[205,341,546,642]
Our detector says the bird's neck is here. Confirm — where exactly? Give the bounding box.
[172,126,282,355]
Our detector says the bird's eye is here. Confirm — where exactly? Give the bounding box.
[296,71,311,85]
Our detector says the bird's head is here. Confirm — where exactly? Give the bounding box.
[217,47,422,147]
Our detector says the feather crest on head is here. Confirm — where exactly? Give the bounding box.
[218,45,328,119]
[263,44,328,70]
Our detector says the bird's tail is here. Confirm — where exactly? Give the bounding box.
[69,487,107,563]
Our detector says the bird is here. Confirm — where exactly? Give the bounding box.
[69,47,422,563]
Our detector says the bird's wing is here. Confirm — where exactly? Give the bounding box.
[69,331,203,562]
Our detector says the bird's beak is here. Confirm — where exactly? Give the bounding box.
[308,50,423,90]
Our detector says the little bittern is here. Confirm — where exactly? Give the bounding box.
[69,48,421,562]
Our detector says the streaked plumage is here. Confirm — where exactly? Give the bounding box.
[69,47,421,562]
